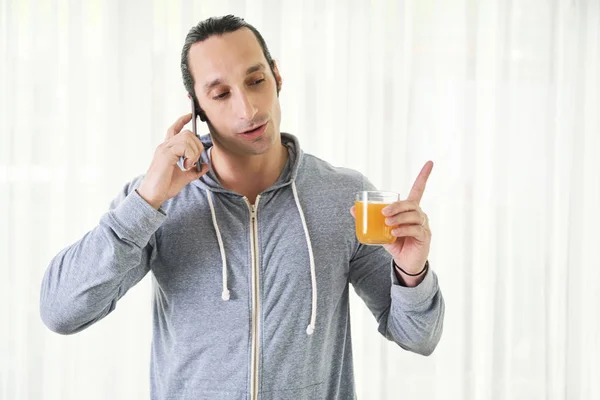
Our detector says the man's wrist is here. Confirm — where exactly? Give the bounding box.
[394,260,429,277]
[393,260,429,287]
[135,189,163,210]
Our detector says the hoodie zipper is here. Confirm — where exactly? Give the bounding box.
[244,195,261,400]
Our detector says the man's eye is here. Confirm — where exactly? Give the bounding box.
[252,79,265,85]
[213,92,229,100]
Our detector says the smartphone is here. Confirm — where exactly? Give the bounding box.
[177,97,202,172]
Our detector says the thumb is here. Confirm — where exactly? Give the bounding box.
[185,163,209,182]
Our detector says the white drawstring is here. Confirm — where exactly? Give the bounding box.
[206,190,230,301]
[206,182,317,335]
[291,180,317,335]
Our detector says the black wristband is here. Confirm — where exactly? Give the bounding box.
[394,260,429,277]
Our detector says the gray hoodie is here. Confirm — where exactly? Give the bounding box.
[40,133,444,400]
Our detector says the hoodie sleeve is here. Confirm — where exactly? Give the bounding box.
[348,227,445,356]
[39,176,167,335]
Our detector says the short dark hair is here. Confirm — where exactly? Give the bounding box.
[180,15,278,122]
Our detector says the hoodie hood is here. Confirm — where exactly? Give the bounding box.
[190,132,303,194]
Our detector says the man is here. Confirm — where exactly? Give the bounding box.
[40,15,444,400]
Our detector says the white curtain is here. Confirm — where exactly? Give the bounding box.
[2,0,599,399]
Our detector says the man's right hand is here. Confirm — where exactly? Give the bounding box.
[137,113,210,210]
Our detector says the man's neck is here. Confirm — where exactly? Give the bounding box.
[210,142,289,204]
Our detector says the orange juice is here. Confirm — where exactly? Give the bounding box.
[355,201,395,245]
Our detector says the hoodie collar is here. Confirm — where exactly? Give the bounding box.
[190,132,303,194]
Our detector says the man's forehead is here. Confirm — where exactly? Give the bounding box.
[188,28,266,84]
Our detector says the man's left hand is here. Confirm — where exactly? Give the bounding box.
[350,161,434,276]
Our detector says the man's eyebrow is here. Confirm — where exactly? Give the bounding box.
[202,64,266,93]
[203,78,223,93]
[246,63,266,75]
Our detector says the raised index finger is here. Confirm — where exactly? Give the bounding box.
[165,113,193,140]
[407,161,434,204]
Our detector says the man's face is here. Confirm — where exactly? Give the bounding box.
[188,28,282,157]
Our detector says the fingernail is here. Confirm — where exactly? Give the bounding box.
[382,207,390,216]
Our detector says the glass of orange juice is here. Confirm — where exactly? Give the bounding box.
[355,191,400,245]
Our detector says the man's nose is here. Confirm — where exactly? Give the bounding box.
[235,90,258,121]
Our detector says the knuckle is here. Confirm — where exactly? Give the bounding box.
[187,140,199,152]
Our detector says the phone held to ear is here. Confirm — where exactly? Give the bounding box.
[177,97,203,172]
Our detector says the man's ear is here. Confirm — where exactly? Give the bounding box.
[272,60,282,93]
[187,92,207,122]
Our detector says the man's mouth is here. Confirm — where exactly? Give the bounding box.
[239,122,268,136]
